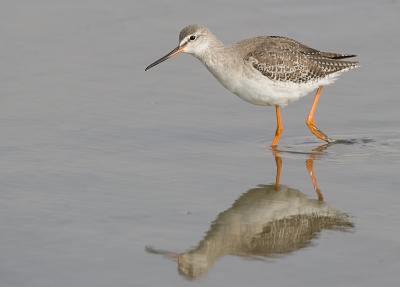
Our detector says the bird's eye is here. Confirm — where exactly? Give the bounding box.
[189,35,196,41]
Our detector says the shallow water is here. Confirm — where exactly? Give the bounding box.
[1,0,400,286]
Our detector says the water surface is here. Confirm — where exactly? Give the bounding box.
[1,1,400,286]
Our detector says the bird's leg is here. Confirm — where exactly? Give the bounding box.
[306,86,335,143]
[270,106,283,148]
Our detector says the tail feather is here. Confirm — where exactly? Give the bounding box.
[319,52,357,59]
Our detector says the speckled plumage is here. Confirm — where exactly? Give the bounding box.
[162,24,359,107]
[176,25,358,86]
[244,36,358,84]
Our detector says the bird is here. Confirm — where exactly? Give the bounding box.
[145,24,359,148]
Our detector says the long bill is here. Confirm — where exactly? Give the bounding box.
[145,45,185,71]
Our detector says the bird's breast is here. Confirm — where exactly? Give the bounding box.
[198,53,320,107]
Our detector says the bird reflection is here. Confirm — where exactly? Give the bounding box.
[146,144,354,279]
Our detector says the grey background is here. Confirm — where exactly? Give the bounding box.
[1,0,400,286]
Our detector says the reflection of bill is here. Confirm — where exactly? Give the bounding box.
[146,147,354,279]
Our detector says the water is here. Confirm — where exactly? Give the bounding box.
[1,0,400,286]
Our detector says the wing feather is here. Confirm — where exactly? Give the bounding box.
[244,37,359,84]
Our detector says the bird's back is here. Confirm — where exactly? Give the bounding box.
[231,36,359,84]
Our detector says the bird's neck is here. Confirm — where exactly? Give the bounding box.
[194,41,238,84]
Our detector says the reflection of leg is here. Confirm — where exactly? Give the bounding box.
[272,150,282,190]
[270,106,283,148]
[305,156,323,201]
[306,86,335,143]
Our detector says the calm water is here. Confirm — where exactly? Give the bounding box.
[1,0,400,286]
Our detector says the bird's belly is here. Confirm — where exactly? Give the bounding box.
[208,64,325,107]
[229,76,321,107]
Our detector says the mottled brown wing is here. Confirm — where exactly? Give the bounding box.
[245,37,358,84]
[278,36,358,60]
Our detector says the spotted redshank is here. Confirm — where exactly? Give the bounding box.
[145,24,359,148]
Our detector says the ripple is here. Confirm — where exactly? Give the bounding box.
[262,133,400,162]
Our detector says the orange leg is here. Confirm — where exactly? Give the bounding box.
[270,106,283,148]
[306,86,335,143]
